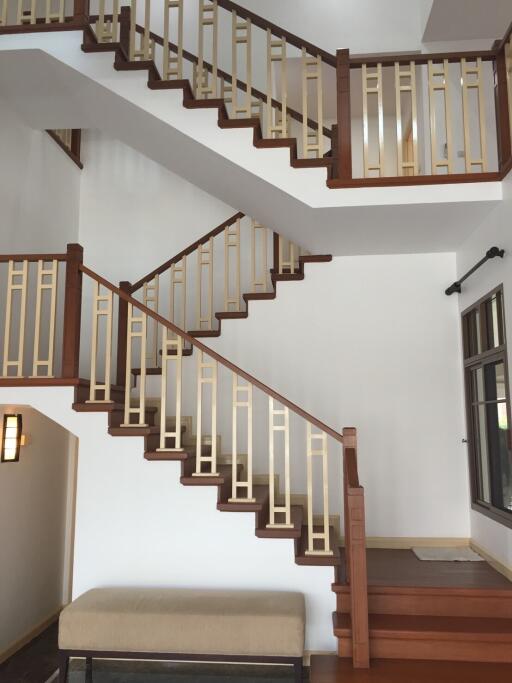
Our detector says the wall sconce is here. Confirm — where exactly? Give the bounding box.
[1,414,23,463]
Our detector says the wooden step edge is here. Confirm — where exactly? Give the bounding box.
[72,401,120,412]
[131,367,163,376]
[331,583,512,597]
[180,472,230,486]
[218,117,260,130]
[295,525,341,566]
[300,255,333,263]
[243,292,276,301]
[144,450,191,462]
[215,311,248,320]
[256,506,304,539]
[148,78,189,91]
[184,97,225,110]
[187,329,221,337]
[108,425,159,437]
[217,485,269,513]
[291,158,332,169]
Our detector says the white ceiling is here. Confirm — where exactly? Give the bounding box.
[423,0,512,42]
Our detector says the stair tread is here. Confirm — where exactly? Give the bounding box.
[256,505,303,539]
[181,463,233,485]
[188,329,220,337]
[295,525,340,566]
[334,613,512,638]
[217,484,269,511]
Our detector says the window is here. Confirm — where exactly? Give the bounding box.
[462,286,512,527]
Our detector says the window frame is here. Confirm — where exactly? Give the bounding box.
[462,285,512,529]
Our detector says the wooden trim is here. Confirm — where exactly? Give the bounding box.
[131,212,244,293]
[335,49,352,182]
[79,264,344,443]
[470,541,512,582]
[327,171,501,189]
[494,46,512,170]
[0,253,68,263]
[495,20,512,53]
[73,0,90,21]
[116,281,131,386]
[0,610,61,665]
[0,20,84,35]
[349,50,497,68]
[46,130,83,170]
[0,378,82,387]
[360,537,470,549]
[61,244,83,379]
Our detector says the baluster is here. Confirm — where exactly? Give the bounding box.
[87,281,114,402]
[0,0,7,26]
[2,260,28,378]
[301,49,324,158]
[130,0,153,61]
[194,350,218,476]
[306,424,332,556]
[45,0,64,23]
[461,58,488,173]
[196,238,213,330]
[143,274,159,367]
[267,398,292,528]
[169,256,186,329]
[31,260,58,378]
[266,30,287,138]
[229,374,255,502]
[158,328,183,451]
[362,63,384,177]
[224,218,240,311]
[122,304,148,426]
[163,0,183,80]
[278,236,297,275]
[428,59,454,174]
[395,61,419,176]
[251,220,268,293]
[17,0,36,25]
[231,11,252,118]
[197,0,218,98]
[96,0,120,43]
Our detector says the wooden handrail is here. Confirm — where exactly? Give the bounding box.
[130,212,244,293]
[0,253,69,262]
[215,0,336,67]
[129,23,333,138]
[348,49,497,68]
[79,263,344,443]
[495,20,512,53]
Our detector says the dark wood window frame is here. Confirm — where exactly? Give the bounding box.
[462,284,512,529]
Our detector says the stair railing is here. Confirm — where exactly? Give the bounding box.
[127,212,306,366]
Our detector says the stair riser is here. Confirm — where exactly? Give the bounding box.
[338,636,512,663]
[337,593,512,619]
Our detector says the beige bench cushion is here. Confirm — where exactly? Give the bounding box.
[59,588,305,657]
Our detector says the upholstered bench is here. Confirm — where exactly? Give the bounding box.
[58,587,305,681]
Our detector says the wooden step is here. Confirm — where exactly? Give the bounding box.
[295,525,340,566]
[215,311,248,320]
[334,612,512,663]
[187,329,220,338]
[217,484,269,513]
[108,425,160,437]
[255,505,303,539]
[144,449,190,462]
[243,292,276,302]
[309,653,512,683]
[334,583,512,619]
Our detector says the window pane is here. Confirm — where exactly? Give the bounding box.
[486,402,512,512]
[484,361,507,402]
[472,404,491,502]
[464,309,481,358]
[485,294,504,349]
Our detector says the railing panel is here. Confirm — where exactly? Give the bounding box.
[87,279,113,401]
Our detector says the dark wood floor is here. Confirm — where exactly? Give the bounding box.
[338,548,512,588]
[310,655,512,682]
[0,621,59,683]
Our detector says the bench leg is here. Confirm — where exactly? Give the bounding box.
[59,652,69,683]
[85,656,93,682]
[294,659,303,682]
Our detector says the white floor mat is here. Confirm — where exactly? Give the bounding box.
[412,546,484,562]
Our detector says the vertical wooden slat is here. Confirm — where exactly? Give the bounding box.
[301,49,324,158]
[143,274,159,367]
[428,59,453,174]
[194,350,218,475]
[267,398,292,528]
[197,0,218,98]
[96,0,119,42]
[169,256,187,329]
[158,328,183,451]
[87,281,113,402]
[305,423,332,556]
[2,260,28,377]
[122,304,148,426]
[31,259,58,378]
[461,58,488,173]
[163,0,184,80]
[362,63,384,177]
[395,61,419,176]
[231,10,252,117]
[229,374,255,502]
[224,218,240,311]
[251,220,268,293]
[197,238,213,330]
[62,244,83,379]
[266,30,287,138]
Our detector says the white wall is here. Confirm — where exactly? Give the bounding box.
[203,253,470,539]
[456,171,512,571]
[78,129,236,285]
[0,406,77,659]
[0,100,80,253]
[0,387,337,652]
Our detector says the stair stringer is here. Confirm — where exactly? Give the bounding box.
[0,32,502,256]
[0,385,336,652]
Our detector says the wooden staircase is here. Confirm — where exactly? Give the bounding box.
[332,548,512,664]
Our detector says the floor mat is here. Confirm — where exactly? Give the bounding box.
[412,546,484,562]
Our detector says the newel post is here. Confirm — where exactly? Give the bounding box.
[62,244,84,379]
[119,6,131,58]
[116,281,131,386]
[72,0,90,24]
[493,39,512,172]
[342,427,369,669]
[335,48,352,183]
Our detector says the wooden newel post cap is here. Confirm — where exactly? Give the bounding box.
[342,427,357,449]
